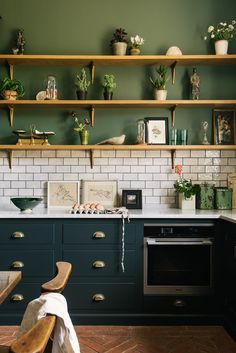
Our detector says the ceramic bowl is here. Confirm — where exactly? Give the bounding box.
[11,197,43,213]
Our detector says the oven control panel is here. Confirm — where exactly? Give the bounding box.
[144,223,215,238]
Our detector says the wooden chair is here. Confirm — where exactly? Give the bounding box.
[0,261,72,353]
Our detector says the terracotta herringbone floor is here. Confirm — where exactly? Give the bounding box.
[0,325,236,353]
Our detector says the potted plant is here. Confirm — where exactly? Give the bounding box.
[0,77,25,100]
[102,74,117,100]
[129,34,144,55]
[173,165,197,210]
[71,111,90,145]
[204,20,236,55]
[75,68,90,100]
[149,65,169,100]
[110,28,128,55]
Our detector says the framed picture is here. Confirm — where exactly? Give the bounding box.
[122,190,142,209]
[213,109,235,145]
[144,117,169,144]
[81,180,118,207]
[47,181,79,209]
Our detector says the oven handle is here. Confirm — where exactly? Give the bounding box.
[146,239,213,245]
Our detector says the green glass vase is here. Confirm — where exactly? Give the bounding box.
[79,130,89,145]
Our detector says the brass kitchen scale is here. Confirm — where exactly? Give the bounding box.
[13,125,55,146]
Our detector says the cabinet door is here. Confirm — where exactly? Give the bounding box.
[225,223,236,317]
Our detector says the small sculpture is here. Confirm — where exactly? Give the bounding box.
[190,68,200,100]
[12,29,26,55]
[201,121,210,145]
[166,46,182,55]
[96,134,126,145]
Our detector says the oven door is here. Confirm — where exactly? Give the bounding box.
[144,237,214,295]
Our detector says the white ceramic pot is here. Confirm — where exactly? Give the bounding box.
[112,42,127,55]
[2,90,18,100]
[154,89,167,100]
[214,40,229,55]
[178,194,196,210]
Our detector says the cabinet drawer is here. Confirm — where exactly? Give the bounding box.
[0,250,55,277]
[63,221,135,245]
[0,223,55,244]
[0,283,41,311]
[65,283,137,311]
[63,249,136,277]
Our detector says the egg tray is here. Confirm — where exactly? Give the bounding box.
[70,208,105,215]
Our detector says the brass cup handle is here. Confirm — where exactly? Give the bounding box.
[173,299,186,308]
[11,294,24,302]
[11,261,24,269]
[92,293,105,302]
[11,231,25,239]
[93,260,105,268]
[93,231,105,239]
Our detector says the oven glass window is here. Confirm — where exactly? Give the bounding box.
[147,244,211,286]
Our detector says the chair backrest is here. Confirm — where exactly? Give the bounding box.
[9,261,72,353]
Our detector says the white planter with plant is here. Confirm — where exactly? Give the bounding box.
[110,28,128,55]
[0,77,25,100]
[204,20,236,54]
[149,65,169,100]
[174,165,197,210]
[75,68,90,99]
[102,74,117,100]
[129,34,144,55]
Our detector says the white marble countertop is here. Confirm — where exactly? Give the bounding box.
[1,206,236,223]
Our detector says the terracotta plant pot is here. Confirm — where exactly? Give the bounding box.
[2,90,18,100]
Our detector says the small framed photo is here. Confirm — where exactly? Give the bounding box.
[47,181,79,209]
[81,180,118,207]
[122,190,142,209]
[213,109,235,145]
[144,117,169,144]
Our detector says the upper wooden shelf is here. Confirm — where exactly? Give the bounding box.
[1,54,236,66]
[1,99,236,108]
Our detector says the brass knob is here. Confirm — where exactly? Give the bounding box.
[11,261,24,269]
[11,294,24,302]
[93,231,105,239]
[93,260,106,268]
[11,231,25,239]
[173,299,186,308]
[92,293,105,302]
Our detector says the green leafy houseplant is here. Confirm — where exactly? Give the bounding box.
[0,77,25,99]
[75,68,90,99]
[149,65,169,90]
[102,74,117,92]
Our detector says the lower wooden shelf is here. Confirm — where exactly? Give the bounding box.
[1,144,235,169]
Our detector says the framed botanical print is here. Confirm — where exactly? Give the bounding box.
[213,109,235,145]
[144,117,169,144]
[81,180,118,207]
[47,181,79,209]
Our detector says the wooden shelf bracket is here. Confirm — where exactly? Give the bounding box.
[171,149,176,169]
[8,62,14,80]
[8,150,13,169]
[90,106,95,127]
[90,61,95,84]
[170,105,177,127]
[8,105,14,127]
[171,61,177,84]
[89,149,94,168]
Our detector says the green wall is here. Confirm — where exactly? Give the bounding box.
[0,0,236,144]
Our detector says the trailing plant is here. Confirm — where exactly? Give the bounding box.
[149,65,169,90]
[0,77,25,98]
[102,74,117,92]
[110,28,128,45]
[75,68,90,92]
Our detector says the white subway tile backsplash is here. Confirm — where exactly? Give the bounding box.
[0,149,235,208]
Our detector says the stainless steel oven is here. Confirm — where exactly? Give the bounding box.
[144,223,215,296]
